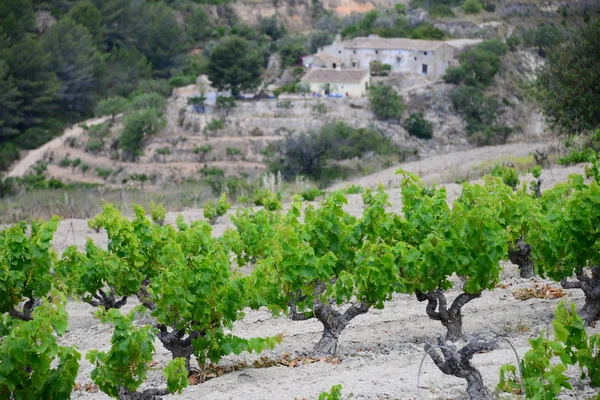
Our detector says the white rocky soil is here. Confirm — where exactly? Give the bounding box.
[51,151,599,400]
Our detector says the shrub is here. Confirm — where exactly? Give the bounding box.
[404,112,433,139]
[279,43,306,68]
[86,138,104,154]
[0,142,20,171]
[193,145,213,161]
[226,147,242,158]
[369,83,404,122]
[0,176,17,198]
[119,108,166,158]
[128,93,166,112]
[300,187,324,201]
[134,79,172,97]
[276,100,293,109]
[489,164,519,189]
[429,4,455,18]
[462,0,482,14]
[96,168,113,181]
[443,66,467,84]
[87,122,111,139]
[344,184,363,194]
[168,75,196,88]
[149,201,166,225]
[203,193,231,223]
[205,119,225,132]
[155,147,172,155]
[13,119,63,150]
[253,189,282,211]
[215,96,236,115]
[95,96,129,120]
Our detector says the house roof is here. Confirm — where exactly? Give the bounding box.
[301,69,369,83]
[344,36,450,51]
[311,53,342,65]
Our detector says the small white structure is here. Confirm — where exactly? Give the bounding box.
[301,69,370,98]
[303,34,457,78]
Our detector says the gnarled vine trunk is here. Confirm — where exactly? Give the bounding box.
[424,337,497,400]
[508,237,534,279]
[157,325,201,372]
[416,289,480,342]
[561,266,600,325]
[288,293,371,356]
[117,387,168,400]
[87,289,128,309]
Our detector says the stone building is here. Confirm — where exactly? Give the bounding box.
[303,34,457,78]
[300,69,370,98]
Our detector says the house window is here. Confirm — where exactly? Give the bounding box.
[352,62,356,68]
[353,50,356,54]
[423,51,427,55]
[375,49,378,54]
[396,57,401,65]
[333,63,337,69]
[414,57,417,60]
[422,64,428,74]
[339,50,342,54]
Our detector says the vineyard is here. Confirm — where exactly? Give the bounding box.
[2,163,600,400]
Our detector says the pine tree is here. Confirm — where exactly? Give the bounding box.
[105,46,152,97]
[0,60,22,142]
[5,36,59,130]
[43,18,105,119]
[67,0,105,46]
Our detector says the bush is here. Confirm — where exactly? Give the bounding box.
[95,96,129,120]
[134,79,172,97]
[279,43,306,68]
[0,142,20,171]
[443,66,466,84]
[205,119,225,132]
[0,176,17,198]
[409,24,445,40]
[300,187,324,201]
[129,93,166,112]
[404,112,433,139]
[369,83,404,121]
[86,138,104,154]
[428,4,455,18]
[168,75,196,88]
[253,189,282,211]
[13,119,63,150]
[87,122,111,139]
[119,108,166,158]
[489,164,519,189]
[203,193,231,223]
[462,0,482,14]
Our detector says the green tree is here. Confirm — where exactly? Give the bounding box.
[4,36,59,130]
[185,7,214,42]
[137,2,188,77]
[462,0,482,14]
[369,83,404,121]
[0,0,36,44]
[279,43,306,67]
[100,0,148,50]
[207,36,263,96]
[105,46,153,97]
[119,108,165,159]
[43,17,105,118]
[0,60,22,141]
[67,0,104,46]
[534,21,600,134]
[404,112,433,139]
[95,96,129,121]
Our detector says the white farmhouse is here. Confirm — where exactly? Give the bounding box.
[300,69,370,98]
[303,34,456,78]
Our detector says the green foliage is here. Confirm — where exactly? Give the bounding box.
[203,193,231,223]
[226,147,242,158]
[186,8,215,42]
[215,96,236,114]
[344,184,363,194]
[128,92,166,112]
[253,189,283,211]
[66,0,104,46]
[14,119,64,150]
[428,4,455,17]
[280,43,306,68]
[87,307,187,398]
[462,0,482,14]
[105,47,153,97]
[409,24,445,40]
[205,118,225,132]
[369,83,404,121]
[523,23,561,57]
[193,145,213,161]
[95,96,129,120]
[499,302,600,398]
[43,17,105,118]
[489,164,519,189]
[404,112,433,139]
[319,384,343,400]
[301,187,324,201]
[0,142,20,171]
[119,108,165,158]
[534,22,599,134]
[207,36,263,96]
[0,217,59,316]
[0,292,81,399]
[95,168,113,181]
[150,201,166,225]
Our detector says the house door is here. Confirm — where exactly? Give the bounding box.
[324,83,330,95]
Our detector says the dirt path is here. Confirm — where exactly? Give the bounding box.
[7,116,111,178]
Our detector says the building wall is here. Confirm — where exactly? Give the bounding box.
[305,74,370,98]
[311,41,456,78]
